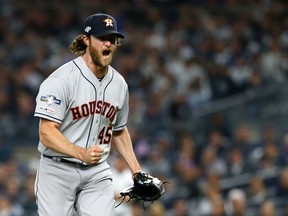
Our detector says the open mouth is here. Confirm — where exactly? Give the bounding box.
[102,50,111,57]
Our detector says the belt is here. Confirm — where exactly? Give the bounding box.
[43,155,92,169]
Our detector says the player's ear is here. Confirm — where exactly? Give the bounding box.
[82,35,90,46]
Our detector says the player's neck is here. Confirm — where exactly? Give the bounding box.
[93,66,108,79]
[82,55,108,79]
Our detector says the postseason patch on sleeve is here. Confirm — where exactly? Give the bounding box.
[40,95,61,106]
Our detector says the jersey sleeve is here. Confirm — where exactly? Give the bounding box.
[34,76,69,124]
[113,85,129,131]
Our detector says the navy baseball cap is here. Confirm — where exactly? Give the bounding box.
[83,13,125,38]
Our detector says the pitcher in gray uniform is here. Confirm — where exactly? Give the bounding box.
[34,13,143,216]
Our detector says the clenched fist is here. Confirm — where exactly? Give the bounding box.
[82,145,104,164]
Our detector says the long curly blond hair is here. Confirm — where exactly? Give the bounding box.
[69,34,87,56]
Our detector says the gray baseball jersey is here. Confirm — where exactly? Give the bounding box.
[34,56,129,164]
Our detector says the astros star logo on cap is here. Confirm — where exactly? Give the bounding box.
[103,17,113,27]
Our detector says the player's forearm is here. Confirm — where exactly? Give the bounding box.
[112,127,142,174]
[39,119,85,160]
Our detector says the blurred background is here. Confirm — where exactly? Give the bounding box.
[1,0,288,215]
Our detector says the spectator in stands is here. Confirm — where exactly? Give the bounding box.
[279,131,288,166]
[232,124,259,169]
[142,93,166,134]
[145,148,170,179]
[228,56,253,93]
[206,112,232,139]
[260,39,286,84]
[4,177,21,206]
[13,90,38,142]
[200,146,227,178]
[258,141,281,171]
[166,92,191,130]
[20,172,37,216]
[206,129,231,158]
[0,84,15,139]
[180,58,212,108]
[211,196,227,216]
[206,64,237,100]
[172,133,200,199]
[196,184,224,216]
[246,175,270,209]
[148,201,166,216]
[167,197,191,216]
[0,136,12,163]
[261,125,279,144]
[0,194,23,216]
[259,200,277,216]
[273,168,288,202]
[283,203,288,216]
[226,188,254,216]
[225,147,250,177]
[131,201,144,216]
[248,70,264,89]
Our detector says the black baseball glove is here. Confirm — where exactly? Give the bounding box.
[116,171,166,208]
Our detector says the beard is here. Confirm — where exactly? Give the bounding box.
[89,43,115,68]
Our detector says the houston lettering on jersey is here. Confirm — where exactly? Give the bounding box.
[70,100,116,122]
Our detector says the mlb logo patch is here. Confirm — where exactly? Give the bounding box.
[39,106,55,114]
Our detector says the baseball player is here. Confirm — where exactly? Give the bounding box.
[34,13,142,216]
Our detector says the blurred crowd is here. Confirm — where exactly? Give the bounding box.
[1,0,288,215]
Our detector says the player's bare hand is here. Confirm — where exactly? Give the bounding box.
[83,145,104,164]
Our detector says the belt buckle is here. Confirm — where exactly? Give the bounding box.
[75,162,83,168]
[77,162,90,169]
